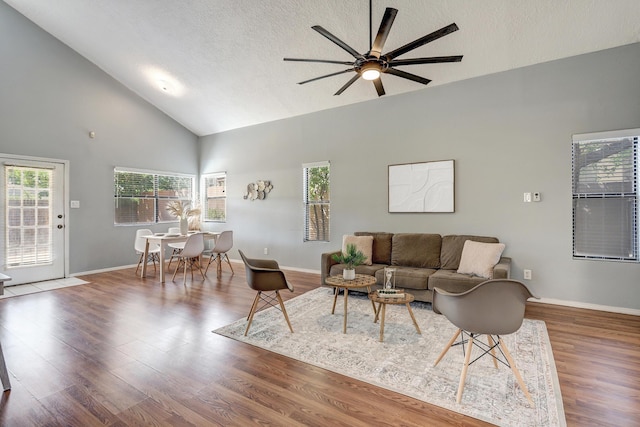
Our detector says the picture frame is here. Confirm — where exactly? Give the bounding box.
[388,160,455,213]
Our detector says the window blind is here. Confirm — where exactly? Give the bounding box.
[572,131,638,261]
[114,168,194,225]
[303,161,330,242]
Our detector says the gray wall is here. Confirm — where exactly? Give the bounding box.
[0,2,198,273]
[200,42,640,311]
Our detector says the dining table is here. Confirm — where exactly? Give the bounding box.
[140,231,220,283]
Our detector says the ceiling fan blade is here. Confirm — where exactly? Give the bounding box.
[384,23,459,61]
[334,74,361,96]
[284,58,355,65]
[370,7,398,58]
[389,55,463,66]
[385,68,432,85]
[312,25,362,59]
[298,69,355,85]
[373,78,385,96]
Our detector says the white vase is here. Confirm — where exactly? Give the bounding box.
[179,218,188,235]
[343,269,355,280]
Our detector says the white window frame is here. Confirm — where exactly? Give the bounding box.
[303,161,330,242]
[572,129,639,262]
[201,172,227,222]
[114,167,195,226]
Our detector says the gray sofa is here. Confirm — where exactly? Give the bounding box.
[321,232,511,303]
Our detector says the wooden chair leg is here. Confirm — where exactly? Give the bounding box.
[171,258,182,281]
[434,329,461,366]
[245,292,262,336]
[183,258,188,283]
[135,253,144,275]
[223,253,234,274]
[276,290,293,333]
[487,335,499,368]
[500,341,534,406]
[205,253,217,275]
[457,334,475,403]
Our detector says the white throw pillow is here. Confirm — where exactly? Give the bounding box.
[342,235,373,266]
[457,240,506,279]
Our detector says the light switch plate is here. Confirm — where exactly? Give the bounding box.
[70,200,80,208]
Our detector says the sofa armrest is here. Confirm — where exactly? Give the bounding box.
[493,256,511,279]
[321,250,341,285]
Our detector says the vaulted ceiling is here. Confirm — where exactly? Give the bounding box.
[5,0,640,136]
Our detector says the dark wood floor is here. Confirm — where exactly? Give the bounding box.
[0,264,638,426]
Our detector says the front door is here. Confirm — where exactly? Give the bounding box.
[0,157,66,285]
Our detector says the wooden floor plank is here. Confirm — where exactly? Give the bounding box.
[0,265,637,426]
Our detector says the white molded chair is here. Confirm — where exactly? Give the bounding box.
[205,230,234,277]
[167,227,184,269]
[171,233,205,283]
[135,229,161,275]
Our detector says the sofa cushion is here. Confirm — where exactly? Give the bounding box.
[457,240,506,279]
[440,235,500,270]
[342,235,374,265]
[355,232,393,265]
[429,269,488,293]
[391,233,441,268]
[375,266,435,290]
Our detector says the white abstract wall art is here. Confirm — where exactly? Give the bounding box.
[388,160,455,213]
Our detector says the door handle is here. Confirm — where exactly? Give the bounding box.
[57,214,63,219]
[57,224,64,229]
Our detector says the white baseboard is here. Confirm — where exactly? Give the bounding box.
[70,264,639,317]
[535,297,640,316]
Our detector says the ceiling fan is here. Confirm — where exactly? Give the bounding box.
[284,1,463,97]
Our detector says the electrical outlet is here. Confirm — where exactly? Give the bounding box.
[523,269,532,280]
[263,248,268,255]
[533,192,541,202]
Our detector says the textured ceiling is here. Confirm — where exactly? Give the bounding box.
[4,0,640,136]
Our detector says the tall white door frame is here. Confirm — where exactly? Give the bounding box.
[0,153,69,284]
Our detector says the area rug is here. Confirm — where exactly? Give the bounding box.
[214,288,566,427]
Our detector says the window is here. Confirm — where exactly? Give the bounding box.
[303,161,330,242]
[201,172,226,222]
[114,167,195,225]
[572,129,639,261]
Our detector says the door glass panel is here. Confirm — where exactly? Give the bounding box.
[4,165,54,268]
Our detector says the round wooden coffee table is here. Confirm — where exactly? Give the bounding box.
[325,274,377,334]
[369,291,422,342]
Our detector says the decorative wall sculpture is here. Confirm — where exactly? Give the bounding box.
[244,180,273,201]
[388,160,454,213]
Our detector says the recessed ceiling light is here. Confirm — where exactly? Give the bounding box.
[144,67,185,96]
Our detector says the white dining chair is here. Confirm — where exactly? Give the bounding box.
[204,230,234,277]
[134,229,161,275]
[171,233,205,283]
[167,227,184,269]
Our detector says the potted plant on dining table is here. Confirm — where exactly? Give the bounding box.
[332,243,367,280]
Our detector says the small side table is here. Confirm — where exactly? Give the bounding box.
[369,291,422,342]
[325,274,377,334]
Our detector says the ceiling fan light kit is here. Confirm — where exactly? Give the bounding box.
[284,1,463,97]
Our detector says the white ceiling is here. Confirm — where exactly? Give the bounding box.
[5,0,640,136]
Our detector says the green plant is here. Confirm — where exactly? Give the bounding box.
[332,243,367,270]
